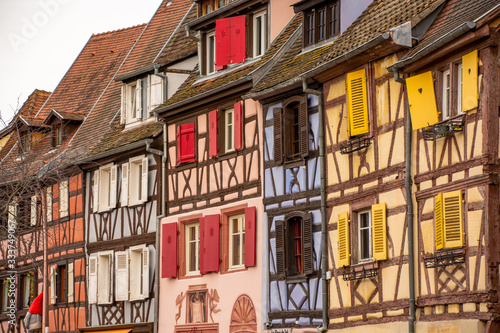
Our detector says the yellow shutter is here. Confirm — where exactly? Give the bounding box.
[443,190,464,248]
[346,69,369,137]
[406,71,439,130]
[372,203,387,261]
[462,50,478,112]
[435,193,444,250]
[337,212,350,267]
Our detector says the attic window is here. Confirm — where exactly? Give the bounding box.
[303,1,339,47]
[52,126,63,147]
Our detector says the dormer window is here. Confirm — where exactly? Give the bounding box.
[252,11,268,58]
[302,0,339,47]
[121,75,164,125]
[53,125,63,147]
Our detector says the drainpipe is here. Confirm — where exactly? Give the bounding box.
[146,118,167,333]
[302,77,328,332]
[154,65,168,108]
[393,69,415,333]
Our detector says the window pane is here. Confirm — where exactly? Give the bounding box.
[359,212,371,260]
[131,85,137,119]
[318,8,325,41]
[208,35,215,74]
[457,64,463,114]
[442,70,450,119]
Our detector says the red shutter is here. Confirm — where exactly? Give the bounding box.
[230,15,247,64]
[201,214,220,274]
[199,217,205,274]
[179,123,195,164]
[215,18,231,67]
[215,15,247,67]
[209,110,219,158]
[244,206,256,267]
[234,101,243,151]
[162,223,178,278]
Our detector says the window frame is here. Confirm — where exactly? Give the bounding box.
[206,31,216,75]
[252,10,268,58]
[96,164,117,212]
[52,125,63,147]
[302,1,339,47]
[1,279,10,313]
[129,244,149,301]
[355,209,372,264]
[56,264,67,304]
[185,222,200,276]
[128,156,148,206]
[436,61,464,120]
[228,213,245,270]
[96,250,114,305]
[224,107,235,153]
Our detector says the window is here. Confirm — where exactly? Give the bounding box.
[303,1,339,47]
[456,63,463,115]
[273,96,309,164]
[121,75,164,125]
[439,62,466,120]
[337,203,387,267]
[21,274,33,308]
[209,101,243,158]
[229,214,245,269]
[57,265,67,303]
[435,190,464,250]
[124,156,148,206]
[88,251,114,304]
[52,126,63,147]
[59,180,68,218]
[1,279,10,312]
[18,132,31,155]
[275,213,313,279]
[129,245,149,301]
[206,32,216,75]
[50,263,73,304]
[177,122,196,165]
[186,223,200,275]
[30,195,37,226]
[213,15,246,71]
[441,69,451,120]
[346,69,369,137]
[252,11,268,57]
[94,164,117,212]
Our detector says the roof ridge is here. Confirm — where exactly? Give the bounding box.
[91,23,148,37]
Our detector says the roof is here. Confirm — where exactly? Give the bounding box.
[250,0,445,94]
[16,89,51,120]
[392,0,500,69]
[155,13,303,113]
[36,25,146,122]
[116,0,194,79]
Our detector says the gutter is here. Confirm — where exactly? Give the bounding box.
[302,78,328,333]
[78,139,153,164]
[146,119,167,333]
[388,21,475,71]
[391,69,416,333]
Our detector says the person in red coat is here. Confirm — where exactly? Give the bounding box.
[24,292,43,331]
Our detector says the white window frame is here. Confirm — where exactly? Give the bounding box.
[253,10,268,58]
[229,213,245,269]
[186,223,200,275]
[442,69,451,120]
[457,63,463,115]
[59,180,68,218]
[206,31,216,75]
[97,164,117,212]
[225,108,235,153]
[114,250,129,301]
[97,250,114,305]
[128,156,148,206]
[357,210,372,263]
[129,245,149,301]
[31,195,37,226]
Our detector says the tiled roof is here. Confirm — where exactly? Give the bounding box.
[157,13,303,110]
[251,0,444,93]
[17,89,51,120]
[154,5,198,66]
[396,0,500,64]
[117,0,194,78]
[36,24,146,121]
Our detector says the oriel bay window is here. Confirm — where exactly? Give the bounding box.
[209,101,243,158]
[273,96,309,165]
[338,203,387,267]
[275,212,313,279]
[161,207,257,278]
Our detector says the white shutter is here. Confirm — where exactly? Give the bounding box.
[30,195,37,226]
[50,266,56,304]
[68,262,74,303]
[150,75,163,109]
[108,252,114,303]
[88,256,97,304]
[8,203,17,226]
[110,165,117,209]
[121,163,129,207]
[46,187,52,222]
[60,180,68,218]
[141,247,149,299]
[141,157,148,203]
[93,171,99,213]
[120,85,127,125]
[147,75,152,114]
[115,251,129,301]
[135,79,142,120]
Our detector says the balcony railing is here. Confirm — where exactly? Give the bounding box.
[423,248,465,268]
[422,114,465,141]
[340,136,372,155]
[342,263,378,281]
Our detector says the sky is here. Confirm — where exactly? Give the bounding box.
[0,0,161,130]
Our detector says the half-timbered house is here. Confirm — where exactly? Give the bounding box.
[388,0,500,331]
[153,0,301,331]
[74,2,196,333]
